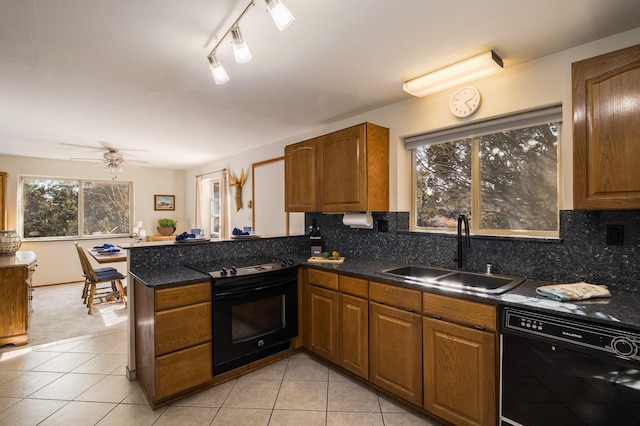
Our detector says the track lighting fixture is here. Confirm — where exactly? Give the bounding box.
[206,0,294,84]
[403,51,504,97]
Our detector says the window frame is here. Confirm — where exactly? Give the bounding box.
[409,106,562,238]
[18,175,134,241]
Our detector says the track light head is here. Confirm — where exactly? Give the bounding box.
[265,0,295,31]
[208,54,230,84]
[231,25,252,64]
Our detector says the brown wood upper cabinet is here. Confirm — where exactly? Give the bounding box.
[285,122,389,212]
[572,43,640,209]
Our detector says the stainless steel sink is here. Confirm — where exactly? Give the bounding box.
[380,265,524,294]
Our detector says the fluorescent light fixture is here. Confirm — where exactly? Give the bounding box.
[208,54,230,84]
[231,25,252,63]
[403,51,504,97]
[265,0,295,31]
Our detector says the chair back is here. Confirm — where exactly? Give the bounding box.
[74,242,99,282]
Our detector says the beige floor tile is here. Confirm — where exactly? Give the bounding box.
[328,380,380,412]
[33,337,91,353]
[274,380,328,411]
[269,409,326,426]
[75,374,140,403]
[30,373,105,400]
[0,371,63,398]
[72,353,127,375]
[239,359,288,380]
[328,367,352,382]
[38,400,117,426]
[0,398,67,426]
[0,396,21,412]
[31,352,98,373]
[0,369,22,385]
[95,403,165,426]
[67,331,127,355]
[283,358,328,381]
[223,379,281,409]
[119,384,149,405]
[171,380,236,407]
[379,393,413,413]
[212,407,271,426]
[326,411,385,426]
[288,351,312,360]
[154,406,219,425]
[0,350,61,372]
[382,411,443,426]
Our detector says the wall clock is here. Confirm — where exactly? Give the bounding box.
[449,86,481,118]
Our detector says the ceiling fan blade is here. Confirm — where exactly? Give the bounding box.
[61,142,105,151]
[70,157,105,162]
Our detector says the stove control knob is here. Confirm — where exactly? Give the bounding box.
[230,266,237,275]
[280,259,287,267]
[612,336,637,357]
[220,267,228,276]
[288,259,294,265]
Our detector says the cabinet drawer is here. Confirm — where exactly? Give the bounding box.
[155,282,211,311]
[339,275,368,298]
[307,268,339,290]
[369,281,421,312]
[423,293,496,331]
[155,302,212,355]
[155,342,212,400]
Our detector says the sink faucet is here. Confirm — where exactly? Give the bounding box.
[455,214,470,268]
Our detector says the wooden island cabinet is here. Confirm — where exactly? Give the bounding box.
[285,122,389,212]
[0,251,36,347]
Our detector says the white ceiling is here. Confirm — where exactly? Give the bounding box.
[1,0,639,169]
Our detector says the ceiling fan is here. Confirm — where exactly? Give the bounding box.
[61,142,149,179]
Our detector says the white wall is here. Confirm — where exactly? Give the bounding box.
[184,27,640,227]
[1,154,185,286]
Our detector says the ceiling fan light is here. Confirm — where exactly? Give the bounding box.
[265,0,295,31]
[403,50,504,97]
[208,54,229,84]
[231,25,252,64]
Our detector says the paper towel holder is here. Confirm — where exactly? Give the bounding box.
[342,212,374,229]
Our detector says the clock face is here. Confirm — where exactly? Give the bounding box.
[450,86,481,118]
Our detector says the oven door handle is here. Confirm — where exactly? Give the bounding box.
[215,280,292,298]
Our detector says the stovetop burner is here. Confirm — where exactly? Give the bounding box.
[184,257,299,282]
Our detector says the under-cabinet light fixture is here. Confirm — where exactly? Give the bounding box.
[403,50,504,97]
[206,0,295,84]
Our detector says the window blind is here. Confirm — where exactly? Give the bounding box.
[404,104,562,149]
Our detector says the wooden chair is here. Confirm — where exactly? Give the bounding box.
[74,242,127,314]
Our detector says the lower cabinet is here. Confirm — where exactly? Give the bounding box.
[338,293,368,379]
[369,301,422,406]
[307,284,339,363]
[135,279,213,406]
[0,254,36,347]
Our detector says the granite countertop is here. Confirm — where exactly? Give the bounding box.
[131,256,640,331]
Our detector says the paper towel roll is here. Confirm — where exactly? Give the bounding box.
[343,212,373,229]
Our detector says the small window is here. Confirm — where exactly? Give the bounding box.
[19,176,132,239]
[408,106,561,237]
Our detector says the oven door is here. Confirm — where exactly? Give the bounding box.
[213,278,298,374]
[501,333,640,425]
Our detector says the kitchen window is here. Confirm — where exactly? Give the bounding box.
[18,176,132,239]
[406,106,561,237]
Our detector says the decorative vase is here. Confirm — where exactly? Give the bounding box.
[0,230,22,256]
[157,227,176,236]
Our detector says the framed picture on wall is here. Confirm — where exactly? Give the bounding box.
[154,194,175,211]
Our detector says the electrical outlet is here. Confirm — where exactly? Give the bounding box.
[606,224,624,246]
[378,219,389,233]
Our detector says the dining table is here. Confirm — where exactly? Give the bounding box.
[89,247,127,264]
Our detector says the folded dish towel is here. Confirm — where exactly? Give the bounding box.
[232,227,250,236]
[97,247,120,254]
[94,243,115,249]
[175,232,196,241]
[536,282,611,302]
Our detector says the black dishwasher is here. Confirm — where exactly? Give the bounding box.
[500,306,640,426]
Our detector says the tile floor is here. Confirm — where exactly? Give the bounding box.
[0,328,442,425]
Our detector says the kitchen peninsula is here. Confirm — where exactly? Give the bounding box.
[124,234,640,425]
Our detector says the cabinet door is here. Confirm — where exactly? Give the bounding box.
[308,285,338,363]
[156,342,212,401]
[285,139,318,211]
[573,43,640,209]
[0,266,28,341]
[423,317,496,426]
[338,293,368,379]
[320,125,367,212]
[369,302,422,406]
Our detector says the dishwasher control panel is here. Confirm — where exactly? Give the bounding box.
[502,307,640,361]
